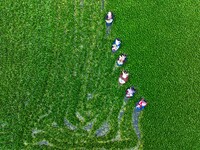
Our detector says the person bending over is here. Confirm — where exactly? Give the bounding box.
[105,11,114,27]
[136,98,147,111]
[116,54,127,66]
[112,38,121,53]
[125,86,136,98]
[119,70,129,85]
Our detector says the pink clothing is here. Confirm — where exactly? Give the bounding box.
[108,12,112,19]
[138,100,147,107]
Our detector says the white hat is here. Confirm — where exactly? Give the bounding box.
[108,12,112,18]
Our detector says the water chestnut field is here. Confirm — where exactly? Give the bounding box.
[1,0,200,149]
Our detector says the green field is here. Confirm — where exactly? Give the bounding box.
[1,0,200,149]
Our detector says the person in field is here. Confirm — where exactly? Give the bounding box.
[125,86,136,98]
[112,38,121,53]
[136,98,147,111]
[116,54,127,66]
[105,11,114,35]
[119,70,129,85]
[105,11,114,27]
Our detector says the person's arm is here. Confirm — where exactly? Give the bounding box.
[120,73,123,78]
[105,15,108,20]
[140,98,144,101]
[111,12,114,20]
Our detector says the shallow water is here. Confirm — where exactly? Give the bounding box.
[32,129,43,138]
[38,140,49,146]
[64,118,77,130]
[83,121,94,131]
[132,109,141,139]
[118,111,124,122]
[95,122,110,137]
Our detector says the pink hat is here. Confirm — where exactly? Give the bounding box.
[108,12,112,18]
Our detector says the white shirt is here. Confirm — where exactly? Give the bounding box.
[127,89,134,94]
[106,19,113,23]
[115,40,121,46]
[117,60,123,65]
[119,78,125,84]
[122,72,128,78]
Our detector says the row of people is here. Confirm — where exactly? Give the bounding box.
[105,11,147,111]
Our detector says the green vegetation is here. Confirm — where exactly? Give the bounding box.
[1,0,200,149]
[107,0,200,149]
